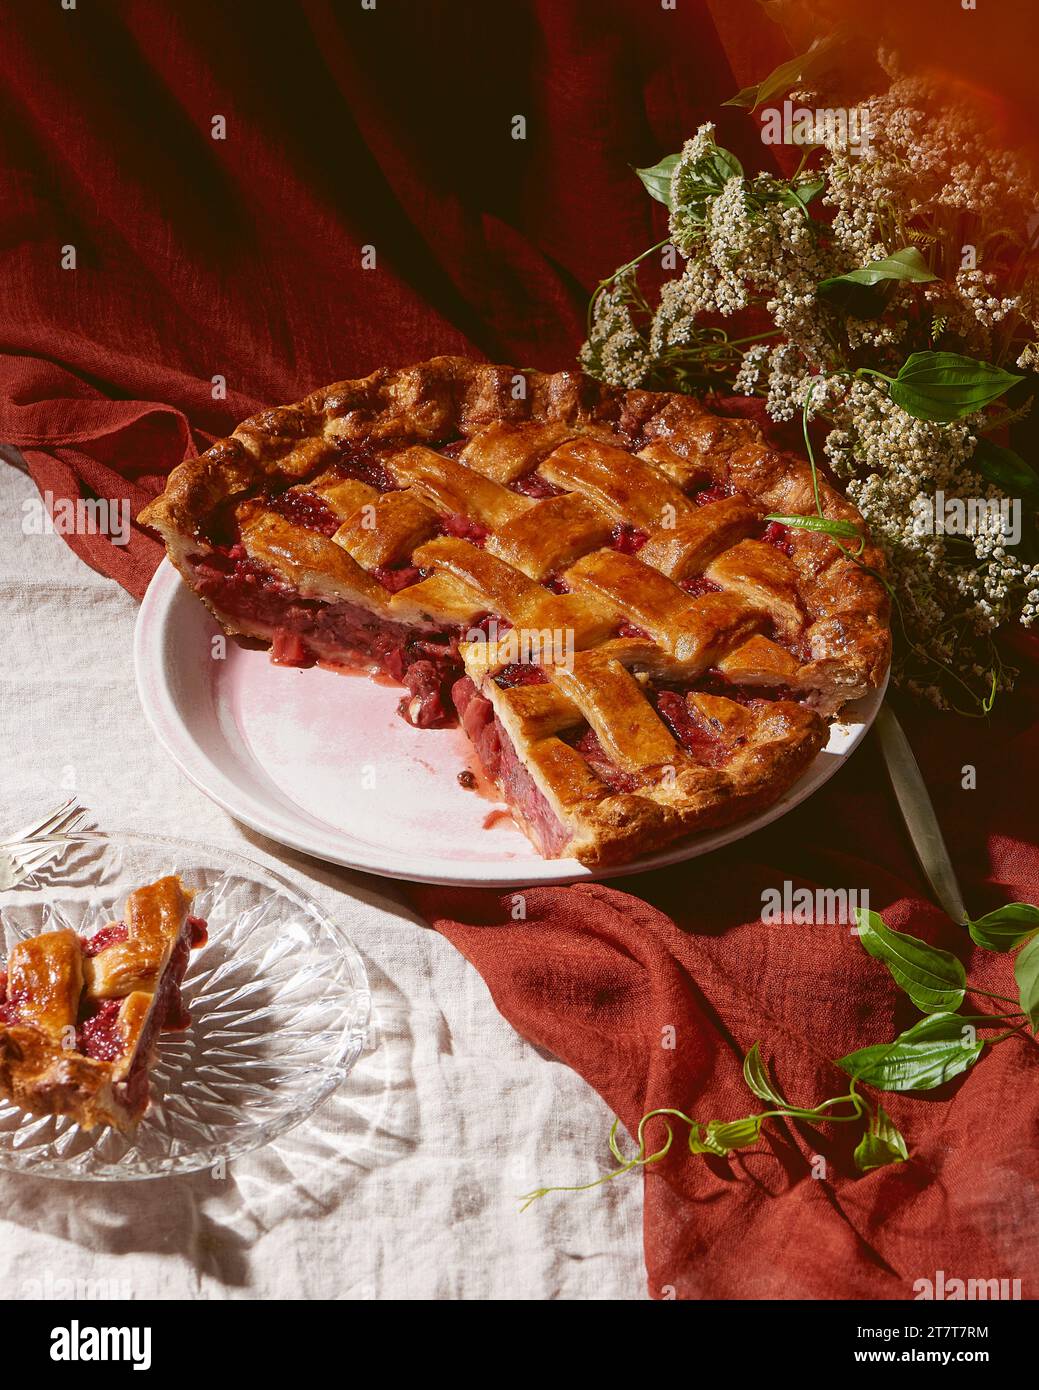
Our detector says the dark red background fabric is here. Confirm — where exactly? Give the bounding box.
[2,0,1037,1300]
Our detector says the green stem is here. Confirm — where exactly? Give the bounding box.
[966,987,1021,1007]
[587,238,668,333]
[723,330,784,348]
[987,1022,1032,1044]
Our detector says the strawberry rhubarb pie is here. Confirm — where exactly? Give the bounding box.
[139,357,890,866]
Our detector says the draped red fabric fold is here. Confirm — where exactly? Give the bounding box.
[2,0,1036,1299]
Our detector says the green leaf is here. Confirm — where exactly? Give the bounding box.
[669,144,745,229]
[689,1117,762,1155]
[968,903,1039,953]
[636,154,680,209]
[1014,934,1039,1032]
[854,1105,909,1173]
[972,438,1039,502]
[709,147,744,184]
[687,1122,727,1156]
[764,513,863,539]
[723,30,851,111]
[888,352,1024,423]
[742,1043,787,1107]
[820,248,938,293]
[837,1013,984,1092]
[854,909,966,1013]
[781,177,825,212]
[818,280,894,319]
[817,249,938,320]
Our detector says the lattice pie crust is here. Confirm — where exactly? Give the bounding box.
[139,358,890,865]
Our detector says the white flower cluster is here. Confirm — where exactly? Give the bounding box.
[580,85,1039,707]
[823,380,1039,705]
[580,275,651,389]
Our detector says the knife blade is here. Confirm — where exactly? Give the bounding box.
[874,702,969,927]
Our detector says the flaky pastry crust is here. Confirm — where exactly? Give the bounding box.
[0,876,203,1130]
[139,357,890,866]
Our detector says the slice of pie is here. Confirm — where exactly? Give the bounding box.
[139,357,890,866]
[0,875,207,1130]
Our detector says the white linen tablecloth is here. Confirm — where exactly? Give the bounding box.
[0,454,643,1300]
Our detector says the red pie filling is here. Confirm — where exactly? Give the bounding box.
[372,565,422,593]
[610,523,648,554]
[328,445,397,493]
[655,690,730,766]
[268,490,342,537]
[511,474,563,499]
[694,672,795,703]
[566,729,642,793]
[692,483,731,507]
[494,663,548,689]
[453,677,571,856]
[761,520,795,556]
[77,999,126,1062]
[439,513,489,546]
[190,551,465,727]
[187,914,209,947]
[76,913,206,1113]
[0,979,25,1026]
[81,922,129,956]
[679,576,721,598]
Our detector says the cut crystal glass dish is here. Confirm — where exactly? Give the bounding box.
[0,834,370,1180]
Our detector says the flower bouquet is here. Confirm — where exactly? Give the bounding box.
[582,41,1039,713]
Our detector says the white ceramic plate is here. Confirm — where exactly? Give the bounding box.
[135,559,887,886]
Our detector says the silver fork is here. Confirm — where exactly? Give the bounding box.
[0,840,80,893]
[0,799,87,892]
[4,797,84,845]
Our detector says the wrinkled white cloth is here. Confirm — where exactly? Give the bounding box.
[0,455,643,1301]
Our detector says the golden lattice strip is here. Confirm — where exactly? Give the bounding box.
[635,440,715,491]
[387,445,531,526]
[411,535,546,620]
[487,492,614,580]
[492,682,586,740]
[716,635,800,685]
[639,497,762,580]
[706,539,803,636]
[684,692,756,744]
[292,476,378,520]
[526,738,612,812]
[389,572,489,626]
[540,437,693,530]
[5,931,82,1041]
[240,511,388,606]
[550,652,677,772]
[670,592,768,671]
[333,489,440,568]
[460,421,581,484]
[563,550,692,644]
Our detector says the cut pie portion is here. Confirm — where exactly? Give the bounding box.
[139,357,890,866]
[0,876,207,1130]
